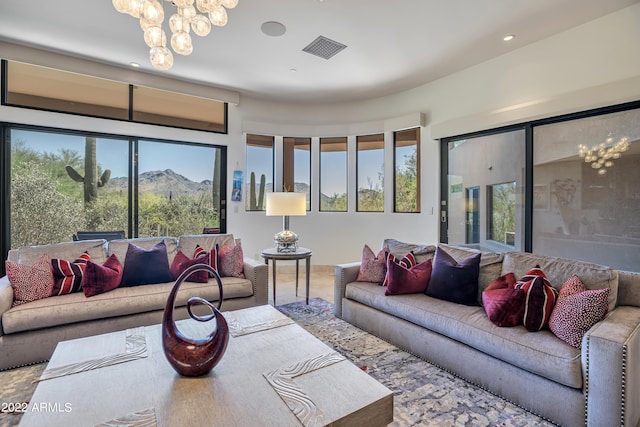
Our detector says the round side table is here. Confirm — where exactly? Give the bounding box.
[261,247,312,306]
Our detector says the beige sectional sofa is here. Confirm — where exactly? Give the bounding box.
[0,234,268,371]
[334,241,640,427]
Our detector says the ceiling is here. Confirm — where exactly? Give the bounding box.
[0,0,638,104]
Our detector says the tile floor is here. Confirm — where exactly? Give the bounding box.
[266,266,335,306]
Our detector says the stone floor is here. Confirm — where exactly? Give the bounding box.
[267,265,334,306]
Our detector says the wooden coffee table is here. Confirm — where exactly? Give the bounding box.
[20,305,393,426]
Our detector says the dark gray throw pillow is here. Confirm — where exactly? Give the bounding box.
[426,246,481,306]
[120,241,172,287]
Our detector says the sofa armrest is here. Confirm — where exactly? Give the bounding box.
[583,306,640,427]
[244,257,268,306]
[0,276,14,336]
[334,262,360,318]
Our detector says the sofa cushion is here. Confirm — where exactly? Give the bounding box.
[177,234,235,261]
[345,281,583,388]
[426,246,480,306]
[383,252,416,286]
[50,252,91,295]
[119,241,173,287]
[482,272,524,327]
[549,274,610,348]
[6,255,54,307]
[219,241,245,278]
[2,276,254,335]
[355,245,387,284]
[502,252,617,312]
[82,254,124,297]
[108,237,178,268]
[385,258,432,296]
[194,244,219,276]
[515,266,558,332]
[8,239,107,266]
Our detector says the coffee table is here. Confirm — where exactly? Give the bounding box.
[20,305,393,426]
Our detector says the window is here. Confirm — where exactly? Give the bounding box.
[245,134,273,211]
[445,129,525,250]
[3,60,227,133]
[357,134,384,212]
[394,128,420,213]
[488,182,517,245]
[5,126,226,250]
[320,137,347,212]
[137,141,223,237]
[283,137,311,210]
[532,107,640,271]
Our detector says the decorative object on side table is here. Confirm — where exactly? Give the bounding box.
[162,263,229,376]
[266,192,307,253]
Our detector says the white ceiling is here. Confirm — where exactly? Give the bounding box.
[0,0,638,104]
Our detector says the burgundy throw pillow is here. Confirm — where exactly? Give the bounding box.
[426,246,480,306]
[120,241,172,287]
[82,254,124,297]
[385,258,432,296]
[219,242,244,278]
[382,252,416,286]
[515,266,558,332]
[6,255,54,307]
[170,250,210,283]
[194,244,219,277]
[548,274,609,348]
[51,252,92,296]
[482,272,524,327]
[355,245,387,284]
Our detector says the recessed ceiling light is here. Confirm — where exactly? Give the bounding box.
[261,21,286,37]
[290,68,297,73]
[130,62,140,68]
[503,34,515,42]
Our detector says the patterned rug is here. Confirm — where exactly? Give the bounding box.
[0,298,556,427]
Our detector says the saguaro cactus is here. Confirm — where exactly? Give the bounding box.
[249,172,266,210]
[66,137,111,205]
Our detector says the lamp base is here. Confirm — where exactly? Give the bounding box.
[274,229,299,253]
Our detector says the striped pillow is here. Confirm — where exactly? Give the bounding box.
[382,252,416,286]
[51,252,92,296]
[194,244,219,276]
[515,266,558,332]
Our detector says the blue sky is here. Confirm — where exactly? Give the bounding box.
[12,129,216,182]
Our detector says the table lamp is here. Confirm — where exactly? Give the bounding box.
[266,192,307,252]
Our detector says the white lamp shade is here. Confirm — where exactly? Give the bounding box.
[266,192,307,216]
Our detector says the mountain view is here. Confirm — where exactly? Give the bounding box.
[108,169,212,196]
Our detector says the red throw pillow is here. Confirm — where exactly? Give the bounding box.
[82,254,124,297]
[515,266,558,332]
[385,258,432,296]
[482,272,524,327]
[219,242,245,278]
[6,255,54,307]
[355,245,387,284]
[170,250,210,283]
[382,252,416,287]
[51,252,92,296]
[548,274,609,348]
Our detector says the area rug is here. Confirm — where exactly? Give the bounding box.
[0,298,556,427]
[276,298,556,427]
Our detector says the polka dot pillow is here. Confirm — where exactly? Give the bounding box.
[548,274,609,348]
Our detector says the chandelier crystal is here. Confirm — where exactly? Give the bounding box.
[112,0,239,70]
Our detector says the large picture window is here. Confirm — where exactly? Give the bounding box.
[320,137,348,212]
[532,107,640,271]
[6,126,225,250]
[357,134,384,212]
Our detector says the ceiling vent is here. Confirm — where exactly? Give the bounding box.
[302,36,347,60]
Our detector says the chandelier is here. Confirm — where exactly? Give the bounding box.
[112,0,239,70]
[578,135,630,176]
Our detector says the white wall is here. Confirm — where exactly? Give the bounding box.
[2,4,640,266]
